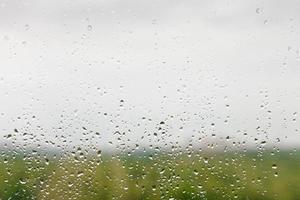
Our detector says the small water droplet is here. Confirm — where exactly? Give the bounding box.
[87,25,93,31]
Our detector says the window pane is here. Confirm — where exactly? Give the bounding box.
[0,0,299,199]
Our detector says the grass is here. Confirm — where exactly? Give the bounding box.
[0,150,299,200]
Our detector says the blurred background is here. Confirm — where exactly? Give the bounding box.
[0,0,300,199]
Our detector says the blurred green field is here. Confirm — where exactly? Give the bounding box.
[0,150,299,200]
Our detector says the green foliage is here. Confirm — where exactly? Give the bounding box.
[0,151,299,200]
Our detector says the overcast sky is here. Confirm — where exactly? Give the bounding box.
[0,0,300,152]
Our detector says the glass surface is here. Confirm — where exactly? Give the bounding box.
[0,0,300,199]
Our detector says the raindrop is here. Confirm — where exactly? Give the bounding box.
[87,25,93,31]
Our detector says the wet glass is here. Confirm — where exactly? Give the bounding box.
[0,0,300,199]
